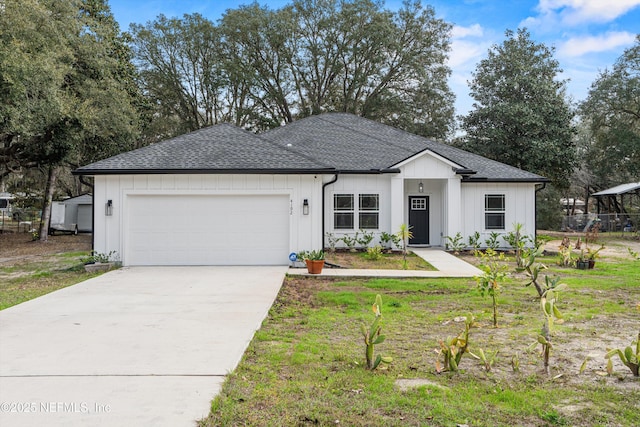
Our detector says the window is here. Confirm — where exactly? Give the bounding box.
[359,194,379,229]
[485,194,505,230]
[411,198,426,210]
[333,193,380,230]
[334,194,354,229]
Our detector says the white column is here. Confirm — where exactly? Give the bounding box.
[390,177,404,233]
[446,177,462,242]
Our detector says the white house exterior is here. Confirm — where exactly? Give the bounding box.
[75,114,546,266]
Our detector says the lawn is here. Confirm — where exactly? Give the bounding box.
[200,246,640,426]
[0,233,97,310]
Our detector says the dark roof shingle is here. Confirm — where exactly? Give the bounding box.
[74,124,331,174]
[261,114,547,181]
[74,113,547,182]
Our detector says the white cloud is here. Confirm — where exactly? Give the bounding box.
[559,31,637,57]
[533,0,640,26]
[451,23,484,39]
[448,39,487,68]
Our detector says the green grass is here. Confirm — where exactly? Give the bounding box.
[201,256,640,427]
[0,251,103,310]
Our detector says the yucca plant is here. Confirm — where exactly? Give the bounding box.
[540,283,567,332]
[396,224,413,264]
[475,249,508,327]
[537,323,553,375]
[605,332,640,376]
[475,348,498,372]
[435,314,475,372]
[360,294,392,370]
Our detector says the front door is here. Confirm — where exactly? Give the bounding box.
[408,196,429,245]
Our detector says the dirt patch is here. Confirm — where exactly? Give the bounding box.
[0,233,91,266]
[395,378,447,391]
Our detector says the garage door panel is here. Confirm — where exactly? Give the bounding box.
[127,195,289,266]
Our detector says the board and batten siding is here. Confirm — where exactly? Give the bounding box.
[323,175,391,247]
[93,174,325,264]
[396,152,462,247]
[460,182,537,247]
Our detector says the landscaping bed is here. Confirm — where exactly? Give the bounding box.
[325,250,434,270]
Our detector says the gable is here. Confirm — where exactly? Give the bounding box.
[396,150,459,179]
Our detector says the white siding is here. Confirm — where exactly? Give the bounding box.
[460,182,537,247]
[323,175,391,246]
[399,153,455,179]
[397,153,461,247]
[401,179,447,246]
[93,174,326,265]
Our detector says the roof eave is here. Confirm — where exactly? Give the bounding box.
[72,167,337,176]
[461,177,551,183]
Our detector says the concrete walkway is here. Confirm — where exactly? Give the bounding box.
[0,266,287,427]
[288,248,482,278]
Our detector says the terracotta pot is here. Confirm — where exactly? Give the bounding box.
[305,259,324,274]
[588,260,595,269]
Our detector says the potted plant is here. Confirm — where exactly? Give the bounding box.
[82,250,119,272]
[585,245,605,269]
[576,250,589,270]
[298,250,325,274]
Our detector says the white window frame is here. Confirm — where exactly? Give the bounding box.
[332,193,380,230]
[358,194,379,230]
[333,194,354,230]
[485,194,505,230]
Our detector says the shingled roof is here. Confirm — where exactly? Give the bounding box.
[74,113,547,182]
[74,123,332,175]
[261,114,547,182]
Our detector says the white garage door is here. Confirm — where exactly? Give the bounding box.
[126,195,290,266]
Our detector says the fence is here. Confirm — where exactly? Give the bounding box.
[0,209,42,234]
[560,213,639,235]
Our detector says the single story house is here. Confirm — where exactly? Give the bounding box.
[73,113,547,266]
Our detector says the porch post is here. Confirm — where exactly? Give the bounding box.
[390,177,404,234]
[446,177,462,244]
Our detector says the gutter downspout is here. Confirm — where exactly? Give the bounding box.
[322,174,339,249]
[535,182,547,241]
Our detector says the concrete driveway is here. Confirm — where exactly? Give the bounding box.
[0,266,287,426]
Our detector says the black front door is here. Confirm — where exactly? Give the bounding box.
[408,196,429,245]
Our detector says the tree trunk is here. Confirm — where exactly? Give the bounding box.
[39,165,58,242]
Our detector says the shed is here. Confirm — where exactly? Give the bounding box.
[50,194,93,234]
[591,182,640,232]
[592,182,640,213]
[0,192,14,215]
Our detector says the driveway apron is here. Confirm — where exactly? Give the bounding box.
[0,266,287,426]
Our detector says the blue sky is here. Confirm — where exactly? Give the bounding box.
[108,0,640,117]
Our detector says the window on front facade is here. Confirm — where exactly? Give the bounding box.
[334,194,354,229]
[485,194,505,230]
[359,194,379,229]
[333,193,380,230]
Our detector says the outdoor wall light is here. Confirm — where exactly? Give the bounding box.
[418,182,424,193]
[105,199,113,216]
[303,199,309,215]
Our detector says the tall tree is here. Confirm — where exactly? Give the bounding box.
[580,35,640,188]
[458,28,576,188]
[130,14,241,137]
[132,0,455,138]
[0,0,142,240]
[0,0,76,180]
